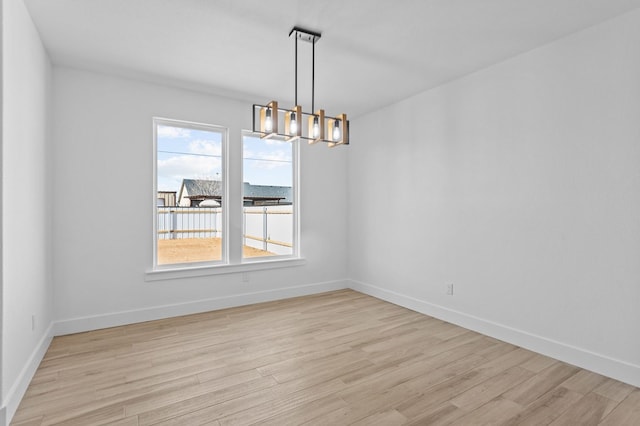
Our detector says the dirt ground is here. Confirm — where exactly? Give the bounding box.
[157,237,273,265]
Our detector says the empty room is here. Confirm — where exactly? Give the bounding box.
[2,0,640,424]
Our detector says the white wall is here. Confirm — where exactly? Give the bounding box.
[0,1,4,418]
[51,67,348,329]
[349,9,640,387]
[1,0,53,422]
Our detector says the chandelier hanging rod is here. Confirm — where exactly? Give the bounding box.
[289,27,322,110]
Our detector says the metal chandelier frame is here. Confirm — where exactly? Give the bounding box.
[252,27,349,147]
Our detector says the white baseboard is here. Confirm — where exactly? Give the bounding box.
[348,279,640,389]
[2,322,54,426]
[54,280,349,336]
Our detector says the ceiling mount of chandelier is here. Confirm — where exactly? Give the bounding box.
[252,27,349,147]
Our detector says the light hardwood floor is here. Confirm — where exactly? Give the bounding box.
[11,290,640,425]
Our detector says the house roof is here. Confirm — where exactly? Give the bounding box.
[178,179,292,203]
[181,179,223,198]
[243,183,292,203]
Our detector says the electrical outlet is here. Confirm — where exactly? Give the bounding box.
[446,284,454,296]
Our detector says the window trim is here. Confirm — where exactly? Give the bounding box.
[145,257,306,281]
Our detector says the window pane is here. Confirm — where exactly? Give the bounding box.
[242,134,294,258]
[156,122,224,265]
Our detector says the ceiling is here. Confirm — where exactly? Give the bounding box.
[24,0,640,117]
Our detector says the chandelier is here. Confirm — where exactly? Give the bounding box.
[252,27,349,147]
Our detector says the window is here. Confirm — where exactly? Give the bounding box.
[154,118,226,266]
[242,133,296,259]
[152,120,299,274]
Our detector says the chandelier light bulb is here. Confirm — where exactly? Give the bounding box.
[290,112,297,134]
[333,120,341,141]
[312,116,320,138]
[265,108,273,132]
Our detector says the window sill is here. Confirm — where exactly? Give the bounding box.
[145,257,306,282]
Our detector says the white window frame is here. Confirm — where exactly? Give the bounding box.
[146,121,304,281]
[151,117,229,270]
[240,130,300,263]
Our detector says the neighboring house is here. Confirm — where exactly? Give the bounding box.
[243,182,292,206]
[157,191,177,207]
[177,179,292,207]
[178,179,223,206]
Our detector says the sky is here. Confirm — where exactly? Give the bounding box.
[243,135,292,187]
[157,124,292,194]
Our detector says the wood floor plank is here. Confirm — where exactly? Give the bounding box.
[549,392,617,426]
[101,417,139,426]
[501,386,583,426]
[502,362,581,406]
[145,378,345,426]
[130,373,278,421]
[217,384,347,425]
[135,375,279,425]
[450,366,534,411]
[11,289,639,426]
[396,369,490,419]
[337,351,485,405]
[405,402,466,426]
[455,397,524,425]
[520,353,559,373]
[41,402,125,426]
[9,416,43,426]
[560,369,609,395]
[257,395,349,426]
[599,389,640,425]
[593,377,636,402]
[303,384,421,426]
[349,409,408,426]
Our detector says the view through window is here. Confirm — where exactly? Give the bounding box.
[154,121,297,268]
[243,134,295,258]
[155,119,225,265]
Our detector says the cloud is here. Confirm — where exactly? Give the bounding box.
[157,127,226,192]
[158,154,222,181]
[244,149,291,170]
[157,125,191,138]
[189,139,222,156]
